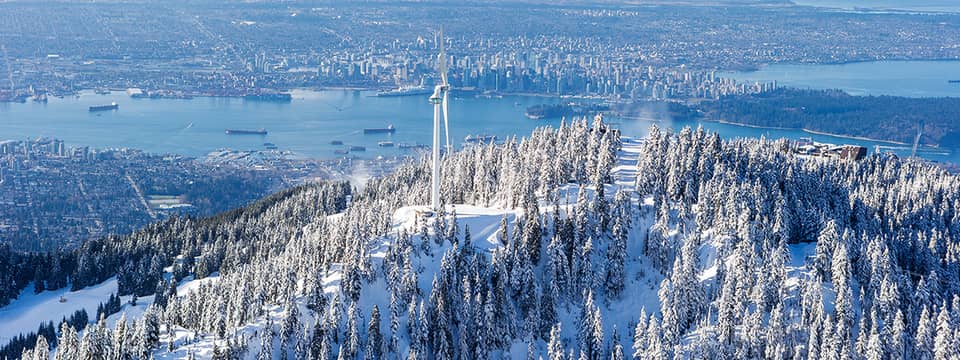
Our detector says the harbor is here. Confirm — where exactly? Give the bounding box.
[0,88,955,164]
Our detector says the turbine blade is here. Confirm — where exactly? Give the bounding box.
[443,91,451,151]
[438,29,448,86]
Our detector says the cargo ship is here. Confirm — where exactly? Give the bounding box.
[525,102,610,120]
[350,145,367,152]
[949,80,960,84]
[364,124,396,134]
[225,128,267,135]
[89,102,119,112]
[376,85,432,97]
[398,143,428,150]
[378,141,395,147]
[465,134,498,144]
[243,93,292,102]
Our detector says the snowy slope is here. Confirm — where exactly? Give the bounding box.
[0,136,659,358]
[0,273,219,352]
[2,135,829,359]
[147,136,667,359]
[0,278,120,344]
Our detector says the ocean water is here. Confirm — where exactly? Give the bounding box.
[2,90,569,159]
[1,75,957,164]
[793,0,960,13]
[721,60,960,98]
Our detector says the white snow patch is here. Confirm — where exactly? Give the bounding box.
[0,278,119,343]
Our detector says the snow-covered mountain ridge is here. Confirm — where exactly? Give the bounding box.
[7,120,960,360]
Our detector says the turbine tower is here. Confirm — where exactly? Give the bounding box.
[429,29,451,211]
[911,121,923,158]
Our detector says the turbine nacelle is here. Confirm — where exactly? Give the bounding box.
[429,84,447,104]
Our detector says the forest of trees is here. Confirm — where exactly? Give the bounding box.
[6,118,960,359]
[691,88,960,147]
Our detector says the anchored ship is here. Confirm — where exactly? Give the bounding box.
[464,134,498,144]
[225,128,267,135]
[398,143,428,150]
[376,85,432,97]
[243,93,292,102]
[89,102,119,112]
[363,124,396,134]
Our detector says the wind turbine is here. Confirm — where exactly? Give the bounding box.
[429,29,451,211]
[911,121,924,158]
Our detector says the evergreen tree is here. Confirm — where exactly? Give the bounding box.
[934,305,956,360]
[54,323,79,360]
[364,305,383,360]
[345,302,361,359]
[916,307,935,360]
[610,326,625,360]
[32,335,49,360]
[548,323,566,360]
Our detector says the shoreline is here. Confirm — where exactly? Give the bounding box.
[709,119,910,145]
[723,57,960,75]
[800,128,908,146]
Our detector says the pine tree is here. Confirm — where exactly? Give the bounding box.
[765,303,786,360]
[610,325,625,360]
[364,305,383,360]
[577,291,604,360]
[413,300,429,360]
[281,296,301,359]
[345,302,361,359]
[890,310,907,359]
[112,313,130,360]
[604,216,627,299]
[546,234,569,302]
[916,306,935,360]
[540,287,558,339]
[864,324,883,360]
[32,335,49,360]
[645,317,666,360]
[258,327,273,360]
[54,323,79,360]
[310,319,326,360]
[141,305,161,357]
[388,293,400,356]
[295,324,310,360]
[548,323,566,360]
[435,294,455,360]
[820,315,836,360]
[523,202,543,264]
[632,308,648,360]
[934,305,956,360]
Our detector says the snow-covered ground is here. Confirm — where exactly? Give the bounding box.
[0,272,219,352]
[0,136,827,359]
[0,136,654,357]
[0,278,121,344]
[146,137,660,358]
